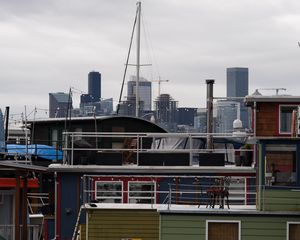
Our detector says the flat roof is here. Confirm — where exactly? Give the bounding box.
[83,203,300,216]
[0,161,48,172]
[245,95,300,105]
[48,164,255,175]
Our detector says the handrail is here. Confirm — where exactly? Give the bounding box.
[62,131,254,166]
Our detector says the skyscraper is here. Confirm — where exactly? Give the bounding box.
[88,71,101,102]
[215,100,240,133]
[49,92,73,118]
[194,108,207,133]
[127,76,152,111]
[154,94,177,132]
[226,67,249,128]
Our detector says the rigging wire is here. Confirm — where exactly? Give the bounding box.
[141,10,161,81]
[141,12,153,81]
[116,6,138,115]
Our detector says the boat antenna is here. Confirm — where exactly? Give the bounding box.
[116,4,139,115]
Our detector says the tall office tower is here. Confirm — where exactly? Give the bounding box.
[215,100,240,133]
[154,94,178,132]
[88,71,101,102]
[227,67,249,128]
[49,92,73,118]
[194,108,207,133]
[177,108,197,126]
[127,76,152,111]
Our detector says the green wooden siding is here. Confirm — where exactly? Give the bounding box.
[86,209,159,240]
[258,188,300,211]
[79,224,86,240]
[160,214,300,240]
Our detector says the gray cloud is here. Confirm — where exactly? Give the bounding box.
[0,0,300,116]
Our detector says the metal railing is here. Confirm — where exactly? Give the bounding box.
[81,175,257,209]
[62,132,253,166]
[27,193,50,214]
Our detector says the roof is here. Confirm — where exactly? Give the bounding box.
[27,115,167,132]
[245,95,300,106]
[47,164,255,174]
[82,203,300,216]
[0,161,48,172]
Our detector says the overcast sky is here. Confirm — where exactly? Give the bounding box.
[1,0,300,120]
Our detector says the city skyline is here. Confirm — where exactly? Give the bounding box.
[1,0,300,117]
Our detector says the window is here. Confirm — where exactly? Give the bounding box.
[265,144,296,186]
[279,105,298,133]
[128,181,156,204]
[287,222,300,240]
[95,181,123,203]
[206,220,240,240]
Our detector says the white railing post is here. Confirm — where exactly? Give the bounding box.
[168,184,171,210]
[71,133,74,165]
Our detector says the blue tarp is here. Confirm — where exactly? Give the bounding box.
[6,144,63,161]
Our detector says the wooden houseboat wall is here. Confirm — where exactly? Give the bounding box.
[159,212,300,240]
[79,204,300,240]
[245,96,300,213]
[49,167,256,239]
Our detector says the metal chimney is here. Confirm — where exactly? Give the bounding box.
[206,79,214,150]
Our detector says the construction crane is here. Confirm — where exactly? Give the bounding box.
[257,88,287,95]
[152,77,169,96]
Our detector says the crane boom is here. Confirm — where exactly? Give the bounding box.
[257,88,286,95]
[152,77,169,96]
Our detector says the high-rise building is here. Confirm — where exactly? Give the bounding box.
[80,94,94,105]
[215,100,240,133]
[154,94,177,132]
[194,108,207,133]
[127,76,152,111]
[226,67,249,128]
[49,92,73,118]
[176,108,197,126]
[88,71,101,102]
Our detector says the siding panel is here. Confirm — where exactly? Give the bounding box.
[160,214,300,240]
[87,209,159,240]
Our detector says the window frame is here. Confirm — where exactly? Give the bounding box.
[94,181,123,203]
[265,144,297,187]
[128,181,156,204]
[206,220,241,240]
[287,221,300,240]
[279,105,299,134]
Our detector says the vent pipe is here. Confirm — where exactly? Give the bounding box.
[206,79,214,150]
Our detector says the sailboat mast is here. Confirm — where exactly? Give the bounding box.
[135,1,141,117]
